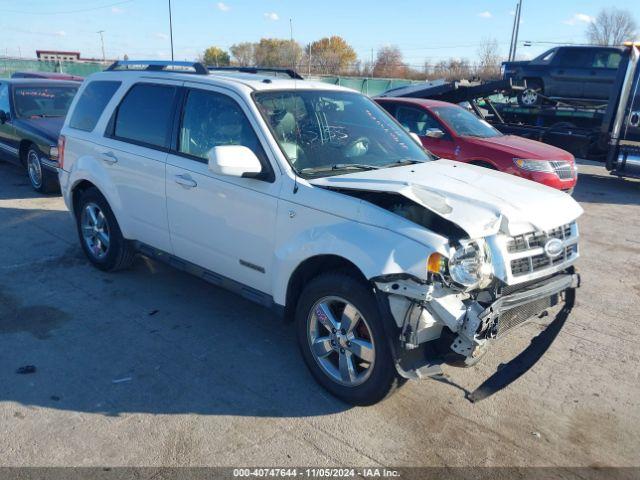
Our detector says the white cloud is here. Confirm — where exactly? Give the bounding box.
[263,12,279,21]
[54,30,66,37]
[478,11,492,19]
[216,2,230,12]
[563,13,594,26]
[111,7,124,14]
[155,32,169,40]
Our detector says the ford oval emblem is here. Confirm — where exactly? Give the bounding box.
[544,238,564,258]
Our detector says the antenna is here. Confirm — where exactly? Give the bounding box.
[168,0,175,61]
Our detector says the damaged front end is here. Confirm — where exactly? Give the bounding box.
[372,265,580,402]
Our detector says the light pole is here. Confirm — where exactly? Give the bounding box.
[168,0,175,61]
[97,30,106,62]
[508,0,523,61]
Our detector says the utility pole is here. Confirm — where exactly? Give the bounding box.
[168,0,175,61]
[508,0,523,61]
[289,18,295,71]
[97,30,106,62]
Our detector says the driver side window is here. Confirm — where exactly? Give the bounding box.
[179,89,266,163]
[0,84,10,114]
[396,106,443,136]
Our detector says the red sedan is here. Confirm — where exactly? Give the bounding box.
[376,98,577,192]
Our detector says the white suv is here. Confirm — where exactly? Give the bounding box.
[58,61,582,405]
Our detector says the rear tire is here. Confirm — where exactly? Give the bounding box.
[75,187,135,272]
[517,80,543,107]
[295,272,402,405]
[26,146,58,194]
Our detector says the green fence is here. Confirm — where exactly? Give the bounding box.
[313,76,422,96]
[0,58,104,78]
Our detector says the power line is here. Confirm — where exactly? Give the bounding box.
[0,0,134,15]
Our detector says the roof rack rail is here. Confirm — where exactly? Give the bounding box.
[207,66,304,80]
[106,60,208,75]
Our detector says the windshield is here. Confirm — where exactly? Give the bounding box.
[254,90,432,177]
[13,86,78,118]
[432,106,502,138]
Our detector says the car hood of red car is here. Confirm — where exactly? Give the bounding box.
[462,134,574,161]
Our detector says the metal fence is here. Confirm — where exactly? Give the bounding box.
[312,76,422,96]
[0,58,104,78]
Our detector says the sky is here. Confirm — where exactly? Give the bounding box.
[0,0,638,66]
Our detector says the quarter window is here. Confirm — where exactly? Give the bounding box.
[592,51,622,69]
[179,89,265,162]
[114,83,177,148]
[69,81,120,132]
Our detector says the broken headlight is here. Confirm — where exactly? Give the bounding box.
[448,239,493,290]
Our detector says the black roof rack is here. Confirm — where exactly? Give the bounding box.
[106,60,208,75]
[207,66,304,80]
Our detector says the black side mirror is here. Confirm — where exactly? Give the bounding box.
[0,110,7,124]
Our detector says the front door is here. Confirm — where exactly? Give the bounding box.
[165,85,280,295]
[395,105,456,159]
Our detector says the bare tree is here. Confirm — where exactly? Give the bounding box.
[372,46,407,78]
[230,42,255,66]
[476,37,502,80]
[587,8,638,46]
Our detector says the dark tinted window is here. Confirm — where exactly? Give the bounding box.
[554,48,594,68]
[114,83,176,148]
[179,89,265,161]
[0,83,9,113]
[69,81,120,131]
[396,106,442,136]
[592,51,622,69]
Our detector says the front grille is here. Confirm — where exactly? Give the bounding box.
[497,293,559,337]
[505,222,578,278]
[508,223,572,253]
[551,160,574,180]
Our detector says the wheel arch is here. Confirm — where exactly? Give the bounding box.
[283,255,368,322]
[18,140,34,166]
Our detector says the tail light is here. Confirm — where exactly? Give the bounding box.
[57,135,66,170]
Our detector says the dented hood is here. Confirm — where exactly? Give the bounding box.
[309,159,583,238]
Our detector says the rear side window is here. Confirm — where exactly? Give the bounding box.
[69,81,120,131]
[113,83,176,148]
[593,51,622,69]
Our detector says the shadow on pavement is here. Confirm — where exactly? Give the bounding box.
[0,205,349,418]
[573,165,639,206]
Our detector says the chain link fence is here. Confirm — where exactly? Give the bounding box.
[0,58,104,78]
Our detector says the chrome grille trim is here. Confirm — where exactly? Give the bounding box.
[487,222,579,285]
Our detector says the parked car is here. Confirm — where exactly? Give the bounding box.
[0,78,80,192]
[58,61,582,405]
[12,71,85,82]
[502,46,625,106]
[376,97,577,192]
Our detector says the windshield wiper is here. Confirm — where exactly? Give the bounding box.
[299,163,381,175]
[383,159,425,168]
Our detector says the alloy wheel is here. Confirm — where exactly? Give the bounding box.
[521,88,539,106]
[80,202,110,260]
[307,296,376,387]
[27,150,43,189]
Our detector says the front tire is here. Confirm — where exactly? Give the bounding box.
[26,146,58,193]
[295,272,402,405]
[75,187,135,272]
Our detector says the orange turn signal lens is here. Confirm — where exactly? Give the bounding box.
[427,253,446,274]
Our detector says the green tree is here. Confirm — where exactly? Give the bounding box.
[201,46,230,66]
[306,36,357,74]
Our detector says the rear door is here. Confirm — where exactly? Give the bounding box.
[0,83,18,162]
[584,49,623,100]
[99,80,181,253]
[548,48,594,98]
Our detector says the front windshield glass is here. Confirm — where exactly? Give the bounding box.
[13,86,78,118]
[254,90,431,178]
[432,106,503,138]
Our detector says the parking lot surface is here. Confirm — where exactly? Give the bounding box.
[0,160,638,467]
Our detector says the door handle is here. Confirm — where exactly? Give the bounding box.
[174,174,197,189]
[101,151,118,164]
